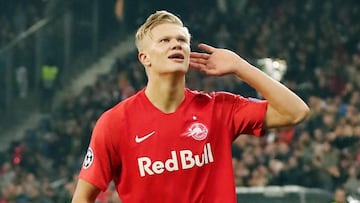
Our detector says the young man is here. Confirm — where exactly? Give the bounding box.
[72,10,309,203]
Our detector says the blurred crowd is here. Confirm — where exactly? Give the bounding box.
[0,0,46,48]
[1,0,359,202]
[0,0,43,114]
[0,0,120,121]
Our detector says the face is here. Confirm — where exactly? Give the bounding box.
[139,23,191,76]
[334,188,346,203]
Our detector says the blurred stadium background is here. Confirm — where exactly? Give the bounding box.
[0,0,359,202]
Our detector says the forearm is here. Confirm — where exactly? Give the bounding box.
[190,43,309,126]
[234,61,309,125]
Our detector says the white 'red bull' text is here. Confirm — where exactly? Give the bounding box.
[137,143,214,177]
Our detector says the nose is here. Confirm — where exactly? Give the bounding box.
[170,39,182,50]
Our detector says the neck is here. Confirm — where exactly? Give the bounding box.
[145,74,186,113]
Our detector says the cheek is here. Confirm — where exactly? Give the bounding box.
[184,46,191,56]
[185,45,191,52]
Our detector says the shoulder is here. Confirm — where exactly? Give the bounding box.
[186,89,267,106]
[109,89,143,113]
[187,89,245,102]
[96,90,143,126]
[187,89,236,99]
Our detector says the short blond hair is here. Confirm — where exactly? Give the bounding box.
[135,10,190,51]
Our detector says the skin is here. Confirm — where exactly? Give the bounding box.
[72,179,100,203]
[334,188,347,203]
[138,23,191,113]
[72,22,310,202]
[190,43,310,128]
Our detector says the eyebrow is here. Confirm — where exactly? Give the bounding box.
[157,34,189,42]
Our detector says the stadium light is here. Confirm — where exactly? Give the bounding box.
[257,58,287,82]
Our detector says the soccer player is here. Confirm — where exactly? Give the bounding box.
[72,10,310,203]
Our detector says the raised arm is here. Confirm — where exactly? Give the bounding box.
[72,179,101,203]
[190,43,310,128]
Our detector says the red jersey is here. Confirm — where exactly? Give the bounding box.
[79,88,267,203]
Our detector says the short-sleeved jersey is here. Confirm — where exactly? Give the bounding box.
[79,88,267,203]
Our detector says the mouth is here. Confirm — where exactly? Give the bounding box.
[168,53,185,62]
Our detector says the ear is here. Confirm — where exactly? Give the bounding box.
[138,52,151,66]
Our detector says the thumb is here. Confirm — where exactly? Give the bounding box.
[198,43,216,53]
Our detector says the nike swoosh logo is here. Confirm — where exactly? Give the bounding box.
[135,131,155,143]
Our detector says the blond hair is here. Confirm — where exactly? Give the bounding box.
[135,10,190,51]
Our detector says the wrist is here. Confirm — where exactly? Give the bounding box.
[233,60,255,78]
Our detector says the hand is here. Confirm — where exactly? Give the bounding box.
[328,166,340,177]
[190,43,247,76]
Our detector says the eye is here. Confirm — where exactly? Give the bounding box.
[160,38,169,43]
[178,38,188,43]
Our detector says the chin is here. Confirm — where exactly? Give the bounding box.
[168,63,188,72]
[175,66,189,73]
[156,62,188,74]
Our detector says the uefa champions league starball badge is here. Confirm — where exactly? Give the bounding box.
[83,148,94,169]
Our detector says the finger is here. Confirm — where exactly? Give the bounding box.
[190,52,210,59]
[189,61,206,71]
[190,57,208,65]
[198,43,216,53]
[189,62,216,76]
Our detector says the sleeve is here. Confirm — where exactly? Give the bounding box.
[232,96,268,138]
[78,111,115,191]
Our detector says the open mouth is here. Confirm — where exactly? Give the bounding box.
[168,53,185,60]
